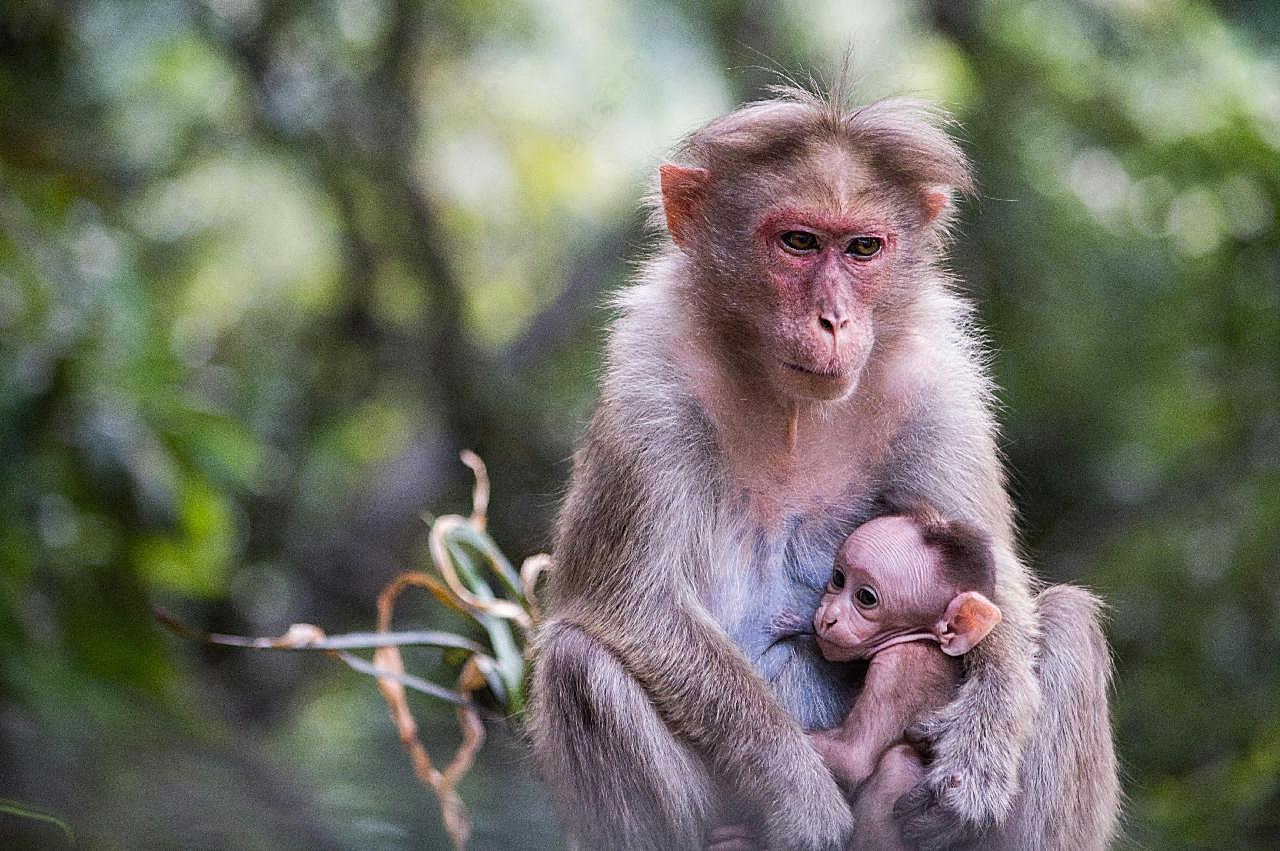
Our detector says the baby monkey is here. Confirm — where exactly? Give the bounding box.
[810,512,1002,849]
[708,513,1002,851]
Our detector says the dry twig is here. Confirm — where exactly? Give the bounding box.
[155,450,547,849]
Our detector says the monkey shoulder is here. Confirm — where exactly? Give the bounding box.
[879,295,990,406]
[871,318,1007,527]
[597,297,720,474]
[550,326,720,598]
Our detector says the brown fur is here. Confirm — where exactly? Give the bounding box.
[527,85,1118,851]
[920,520,998,600]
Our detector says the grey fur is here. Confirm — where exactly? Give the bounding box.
[526,88,1118,850]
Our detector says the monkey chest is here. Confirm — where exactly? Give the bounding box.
[705,502,872,730]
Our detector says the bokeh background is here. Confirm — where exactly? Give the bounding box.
[2,0,1277,847]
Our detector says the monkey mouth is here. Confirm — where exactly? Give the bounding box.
[782,360,844,379]
[814,633,859,662]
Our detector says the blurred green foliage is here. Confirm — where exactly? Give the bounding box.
[1,0,1277,847]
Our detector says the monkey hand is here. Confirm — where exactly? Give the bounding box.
[758,751,855,851]
[892,707,1016,851]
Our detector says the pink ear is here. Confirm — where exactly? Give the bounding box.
[937,591,1002,656]
[659,164,710,248]
[921,186,951,224]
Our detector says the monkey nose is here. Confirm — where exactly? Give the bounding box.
[824,618,838,629]
[818,312,850,336]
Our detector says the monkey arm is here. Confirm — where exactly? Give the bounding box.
[604,604,832,778]
[884,395,1043,840]
[896,546,1041,836]
[551,592,856,850]
[544,420,853,849]
[810,642,960,791]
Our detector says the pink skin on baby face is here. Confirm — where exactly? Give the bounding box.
[813,516,943,661]
[813,515,1001,662]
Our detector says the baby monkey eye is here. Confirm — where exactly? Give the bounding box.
[854,586,879,608]
[829,568,846,590]
[845,236,882,258]
[780,230,819,252]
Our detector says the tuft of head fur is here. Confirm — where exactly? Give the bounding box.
[878,496,998,598]
[920,517,998,599]
[647,83,974,237]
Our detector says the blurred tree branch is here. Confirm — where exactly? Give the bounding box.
[499,213,642,372]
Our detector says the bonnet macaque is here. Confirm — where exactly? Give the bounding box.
[528,86,1118,851]
[708,512,1001,851]
[810,514,1002,851]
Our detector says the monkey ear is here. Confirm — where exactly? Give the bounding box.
[937,591,1002,656]
[920,186,953,224]
[659,164,710,249]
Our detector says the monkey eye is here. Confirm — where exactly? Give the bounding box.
[854,586,879,608]
[779,230,819,252]
[845,236,882,258]
[829,568,846,591]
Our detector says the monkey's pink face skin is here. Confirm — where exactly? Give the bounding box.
[753,207,898,401]
[813,590,877,662]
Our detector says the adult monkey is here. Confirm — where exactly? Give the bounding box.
[527,86,1118,850]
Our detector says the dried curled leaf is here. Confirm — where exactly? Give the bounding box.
[155,450,553,850]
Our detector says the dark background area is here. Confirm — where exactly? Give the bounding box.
[1,0,1278,847]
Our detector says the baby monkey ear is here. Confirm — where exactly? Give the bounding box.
[937,591,1002,656]
[659,164,710,249]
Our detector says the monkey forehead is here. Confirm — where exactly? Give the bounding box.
[771,142,879,202]
[837,516,934,581]
[748,143,907,228]
[801,140,881,197]
[848,514,923,544]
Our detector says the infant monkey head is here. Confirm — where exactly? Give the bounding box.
[814,513,1002,662]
